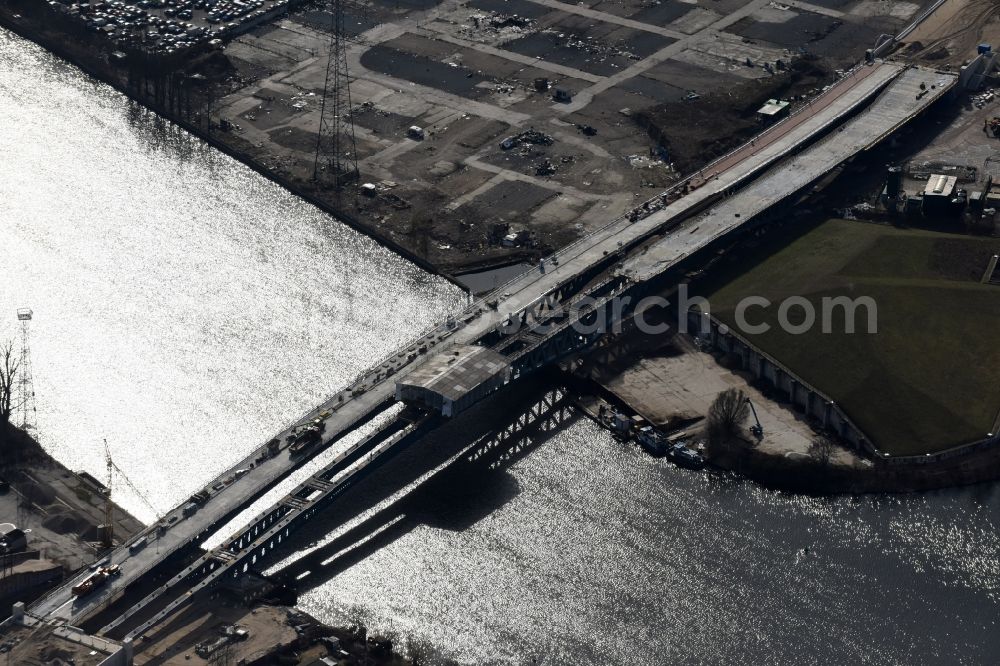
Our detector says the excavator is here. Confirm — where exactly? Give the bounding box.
[745,398,764,441]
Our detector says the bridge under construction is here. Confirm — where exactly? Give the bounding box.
[20,59,956,648]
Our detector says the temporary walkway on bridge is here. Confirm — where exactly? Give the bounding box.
[102,411,435,640]
[623,66,958,280]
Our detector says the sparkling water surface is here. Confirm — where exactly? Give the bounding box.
[0,29,465,516]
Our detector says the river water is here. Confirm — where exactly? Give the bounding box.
[3,28,1000,666]
[0,29,465,515]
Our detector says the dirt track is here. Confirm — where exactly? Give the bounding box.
[902,0,1000,63]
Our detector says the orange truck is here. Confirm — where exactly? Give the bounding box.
[72,564,121,597]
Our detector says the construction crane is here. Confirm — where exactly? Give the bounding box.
[102,439,114,549]
[745,398,764,441]
[101,439,161,550]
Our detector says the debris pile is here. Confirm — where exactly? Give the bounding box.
[536,159,556,175]
[489,13,531,29]
[544,30,640,62]
[499,129,554,151]
[469,11,534,37]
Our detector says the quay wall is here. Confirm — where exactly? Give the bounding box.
[688,310,1000,466]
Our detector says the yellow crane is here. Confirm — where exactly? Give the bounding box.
[100,439,160,550]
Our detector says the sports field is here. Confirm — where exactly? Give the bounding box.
[699,219,1000,456]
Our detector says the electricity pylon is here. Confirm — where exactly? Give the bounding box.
[313,0,359,189]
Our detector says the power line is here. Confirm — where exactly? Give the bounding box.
[313,0,359,190]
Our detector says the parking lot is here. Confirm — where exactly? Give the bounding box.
[45,0,297,54]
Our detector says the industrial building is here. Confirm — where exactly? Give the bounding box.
[757,99,791,122]
[0,523,26,554]
[922,173,960,216]
[1,603,131,665]
[396,345,510,417]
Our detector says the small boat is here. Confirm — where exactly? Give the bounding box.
[668,441,705,470]
[636,426,668,456]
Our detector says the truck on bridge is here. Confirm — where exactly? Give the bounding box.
[71,564,120,597]
[289,417,326,454]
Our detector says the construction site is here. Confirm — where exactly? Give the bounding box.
[681,2,1000,461]
[6,0,1000,662]
[3,0,945,279]
[207,0,934,276]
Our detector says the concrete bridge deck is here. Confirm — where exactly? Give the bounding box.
[624,66,958,280]
[27,59,954,635]
[465,60,910,321]
[102,411,437,640]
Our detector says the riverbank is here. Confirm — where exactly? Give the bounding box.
[566,323,1000,495]
[0,0,880,281]
[0,428,433,664]
[0,426,143,619]
[129,594,443,665]
[0,5,551,283]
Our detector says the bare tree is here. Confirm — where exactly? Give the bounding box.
[808,434,836,467]
[0,340,19,433]
[707,388,750,446]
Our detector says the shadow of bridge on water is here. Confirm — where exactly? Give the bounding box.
[262,375,578,594]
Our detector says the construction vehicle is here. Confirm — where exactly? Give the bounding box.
[290,426,322,453]
[71,564,121,597]
[289,418,326,454]
[988,117,1000,137]
[129,536,148,553]
[745,398,764,440]
[101,439,162,549]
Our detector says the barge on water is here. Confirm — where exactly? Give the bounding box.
[587,400,706,468]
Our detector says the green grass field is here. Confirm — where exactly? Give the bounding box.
[698,219,1000,456]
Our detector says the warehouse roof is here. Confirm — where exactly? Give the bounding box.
[757,98,790,117]
[924,174,957,197]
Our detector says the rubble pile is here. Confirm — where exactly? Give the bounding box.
[547,30,641,62]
